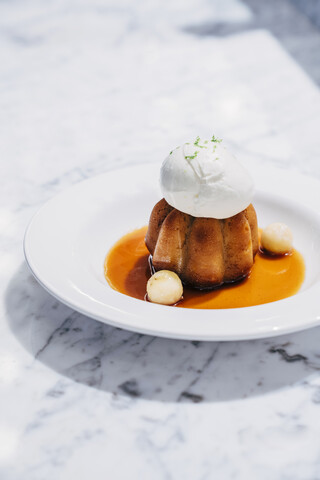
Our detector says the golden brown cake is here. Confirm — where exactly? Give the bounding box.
[145,198,259,289]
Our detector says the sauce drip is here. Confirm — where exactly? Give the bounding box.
[104,226,305,309]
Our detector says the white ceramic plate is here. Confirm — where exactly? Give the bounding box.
[24,162,320,341]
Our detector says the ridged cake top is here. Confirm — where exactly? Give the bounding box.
[160,136,254,219]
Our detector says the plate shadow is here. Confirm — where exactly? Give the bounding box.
[5,263,320,403]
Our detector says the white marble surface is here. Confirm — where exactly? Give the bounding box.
[1,0,320,478]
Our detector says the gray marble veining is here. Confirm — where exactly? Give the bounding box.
[1,0,320,479]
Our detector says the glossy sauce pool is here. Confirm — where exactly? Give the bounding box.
[104,226,305,309]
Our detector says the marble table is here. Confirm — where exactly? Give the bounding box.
[1,0,320,478]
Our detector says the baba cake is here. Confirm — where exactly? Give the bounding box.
[145,198,259,289]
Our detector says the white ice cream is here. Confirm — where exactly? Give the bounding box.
[160,137,254,219]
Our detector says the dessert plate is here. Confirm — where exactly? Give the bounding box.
[24,162,320,341]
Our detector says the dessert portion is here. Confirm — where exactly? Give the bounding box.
[104,135,305,309]
[145,136,258,289]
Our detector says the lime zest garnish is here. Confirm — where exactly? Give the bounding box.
[211,135,222,143]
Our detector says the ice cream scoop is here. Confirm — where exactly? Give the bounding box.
[160,136,254,219]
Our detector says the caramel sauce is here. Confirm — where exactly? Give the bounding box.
[104,226,305,309]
